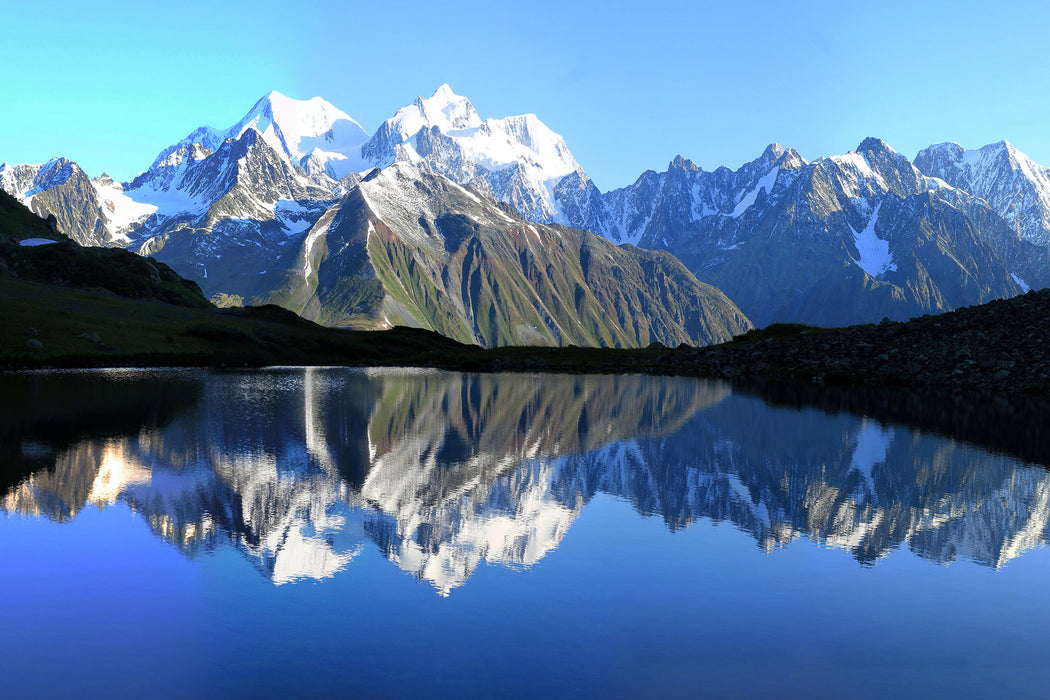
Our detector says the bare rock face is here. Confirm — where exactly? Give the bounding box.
[0,159,109,246]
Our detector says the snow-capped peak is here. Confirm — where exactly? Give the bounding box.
[387,84,483,141]
[857,136,899,157]
[149,91,371,179]
[915,139,1050,246]
[359,86,584,224]
[249,91,364,151]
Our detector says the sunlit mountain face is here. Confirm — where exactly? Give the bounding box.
[3,368,1049,594]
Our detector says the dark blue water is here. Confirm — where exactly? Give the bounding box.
[2,368,1049,698]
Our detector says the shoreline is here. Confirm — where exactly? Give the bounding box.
[4,277,1049,396]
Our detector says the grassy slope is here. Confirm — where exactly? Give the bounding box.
[0,188,476,368]
[364,214,750,348]
[0,276,477,369]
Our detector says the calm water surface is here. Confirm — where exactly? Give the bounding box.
[2,368,1050,698]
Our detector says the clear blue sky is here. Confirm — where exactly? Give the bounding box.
[3,0,1048,191]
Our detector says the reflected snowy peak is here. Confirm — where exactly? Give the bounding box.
[4,369,1049,593]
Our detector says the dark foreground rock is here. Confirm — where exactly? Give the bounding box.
[682,289,1050,393]
[462,288,1050,395]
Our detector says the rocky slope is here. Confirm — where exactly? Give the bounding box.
[686,289,1050,392]
[494,288,1050,395]
[0,158,115,246]
[0,188,208,307]
[255,163,751,347]
[566,139,1050,327]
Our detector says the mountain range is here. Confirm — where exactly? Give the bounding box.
[4,85,1050,342]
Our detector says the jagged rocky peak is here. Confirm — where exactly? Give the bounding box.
[761,142,787,159]
[766,142,786,155]
[354,161,516,240]
[810,137,921,200]
[916,140,966,164]
[748,142,807,173]
[850,137,905,171]
[857,136,898,157]
[857,137,919,175]
[32,157,76,187]
[670,155,700,172]
[153,142,212,171]
[977,139,1023,164]
[94,172,118,188]
[768,143,807,170]
[364,85,483,162]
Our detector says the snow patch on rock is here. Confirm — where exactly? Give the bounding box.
[849,202,896,277]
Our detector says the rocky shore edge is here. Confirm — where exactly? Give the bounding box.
[469,288,1050,395]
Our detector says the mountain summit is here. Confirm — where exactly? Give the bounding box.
[361,85,585,224]
[150,91,371,180]
[915,140,1050,247]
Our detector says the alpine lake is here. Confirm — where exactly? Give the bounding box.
[3,367,1050,698]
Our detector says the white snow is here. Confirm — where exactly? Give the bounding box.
[302,212,334,280]
[1011,273,1031,292]
[92,179,157,240]
[849,420,893,493]
[849,202,895,277]
[154,90,371,177]
[448,179,481,204]
[383,83,483,143]
[824,151,889,198]
[690,182,718,221]
[730,166,778,218]
[366,86,581,224]
[359,164,446,247]
[274,199,317,235]
[19,238,58,247]
[921,140,1050,246]
[125,170,211,217]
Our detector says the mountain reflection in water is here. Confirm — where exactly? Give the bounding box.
[3,367,1049,594]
